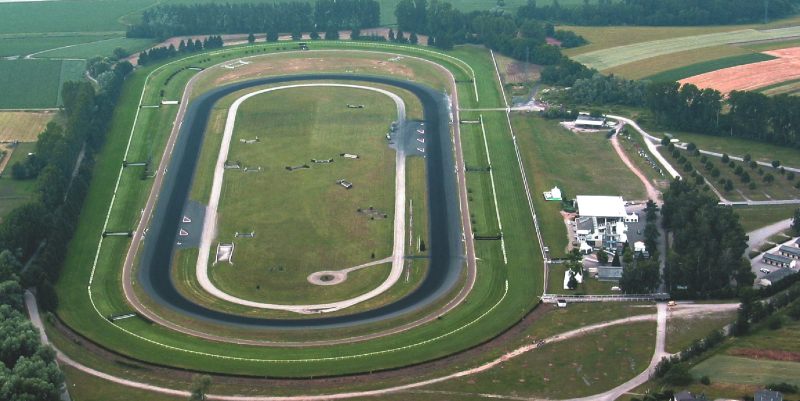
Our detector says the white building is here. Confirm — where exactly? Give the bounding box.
[543,186,562,201]
[574,195,634,252]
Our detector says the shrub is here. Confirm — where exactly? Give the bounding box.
[700,375,711,385]
[700,155,708,163]
[722,153,730,163]
[711,168,720,178]
[663,364,693,386]
[772,160,781,168]
[744,153,752,162]
[768,315,783,330]
[672,149,680,158]
[687,143,697,151]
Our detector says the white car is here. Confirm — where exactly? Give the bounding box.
[760,268,771,274]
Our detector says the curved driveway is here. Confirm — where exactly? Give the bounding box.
[197,83,408,313]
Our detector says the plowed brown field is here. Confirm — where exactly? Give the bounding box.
[680,47,800,93]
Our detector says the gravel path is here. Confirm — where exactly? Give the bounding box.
[195,83,408,314]
[610,125,661,203]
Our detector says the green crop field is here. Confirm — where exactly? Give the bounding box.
[208,86,398,304]
[0,59,85,109]
[33,37,155,59]
[0,33,118,57]
[645,52,776,83]
[571,25,800,71]
[759,78,800,96]
[512,115,647,258]
[665,313,736,354]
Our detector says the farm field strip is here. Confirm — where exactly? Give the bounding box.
[572,26,800,71]
[644,52,776,83]
[680,46,800,93]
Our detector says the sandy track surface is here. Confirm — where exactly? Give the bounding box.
[196,83,408,314]
[680,46,800,93]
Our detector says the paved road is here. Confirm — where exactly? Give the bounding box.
[195,83,409,314]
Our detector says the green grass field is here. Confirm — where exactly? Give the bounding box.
[0,59,85,109]
[430,321,656,399]
[546,263,617,295]
[645,52,776,83]
[33,37,155,59]
[691,355,800,386]
[735,205,798,232]
[512,115,647,258]
[665,313,736,354]
[208,86,398,304]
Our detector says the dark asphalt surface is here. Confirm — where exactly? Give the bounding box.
[138,74,463,329]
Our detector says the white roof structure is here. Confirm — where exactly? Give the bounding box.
[575,116,605,127]
[576,195,628,218]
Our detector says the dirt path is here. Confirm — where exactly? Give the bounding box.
[610,128,661,202]
[195,83,408,314]
[29,289,737,401]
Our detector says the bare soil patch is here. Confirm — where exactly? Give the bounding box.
[680,46,800,93]
[729,347,800,363]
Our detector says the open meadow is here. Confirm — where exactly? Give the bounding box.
[208,86,399,304]
[0,110,57,141]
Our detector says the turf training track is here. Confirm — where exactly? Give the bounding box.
[134,74,465,329]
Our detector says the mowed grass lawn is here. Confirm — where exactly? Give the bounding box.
[0,59,85,109]
[209,86,399,304]
[429,321,656,399]
[512,114,646,257]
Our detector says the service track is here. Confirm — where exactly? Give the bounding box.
[136,74,464,329]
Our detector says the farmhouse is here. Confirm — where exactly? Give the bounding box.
[778,245,800,260]
[755,389,784,401]
[574,195,635,251]
[574,115,606,129]
[762,253,797,269]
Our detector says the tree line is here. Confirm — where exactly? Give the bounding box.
[0,61,132,399]
[127,0,379,40]
[647,82,800,149]
[660,179,752,298]
[137,35,223,66]
[517,0,799,26]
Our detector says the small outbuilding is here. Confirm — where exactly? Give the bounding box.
[574,115,606,129]
[543,186,562,201]
[778,245,800,260]
[762,253,797,269]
